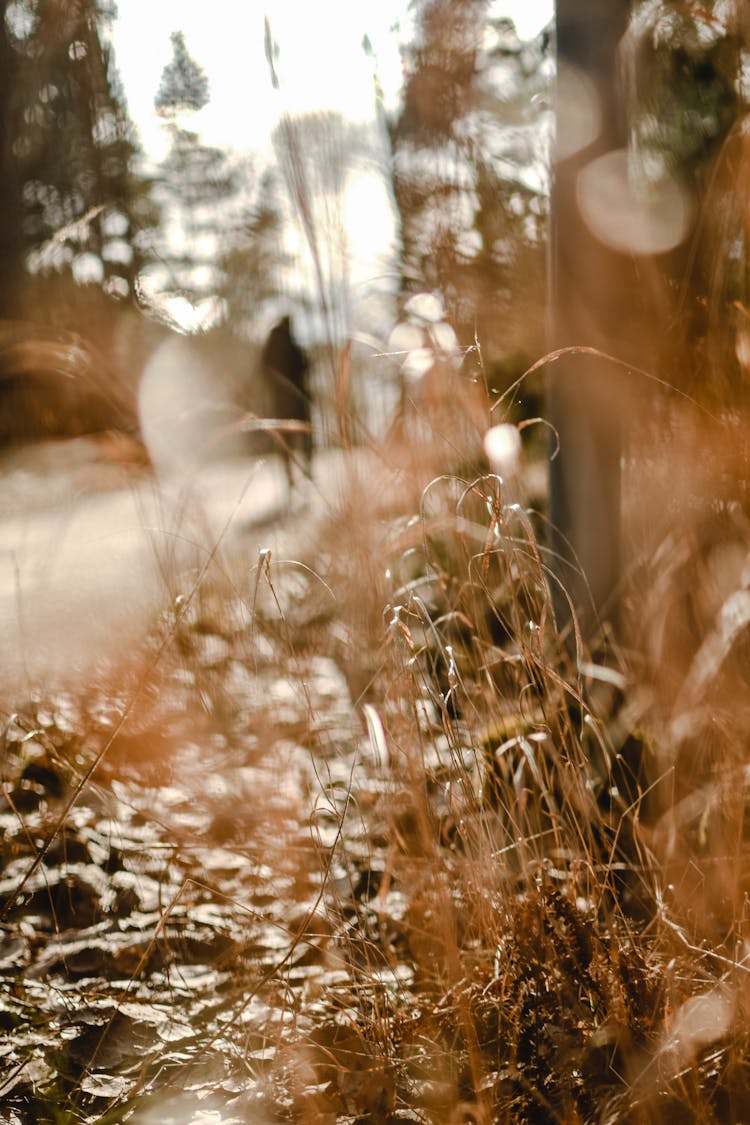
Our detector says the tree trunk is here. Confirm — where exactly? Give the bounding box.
[0,3,23,320]
[548,0,632,642]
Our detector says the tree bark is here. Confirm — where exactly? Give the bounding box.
[548,0,632,642]
[0,3,23,319]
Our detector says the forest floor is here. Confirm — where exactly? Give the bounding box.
[0,439,748,1124]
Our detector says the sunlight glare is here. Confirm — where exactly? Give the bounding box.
[576,148,693,256]
[484,423,522,477]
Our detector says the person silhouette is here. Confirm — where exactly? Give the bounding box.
[260,315,312,489]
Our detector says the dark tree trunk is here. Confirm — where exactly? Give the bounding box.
[548,0,632,642]
[0,3,23,319]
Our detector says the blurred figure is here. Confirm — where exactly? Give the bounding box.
[260,315,312,489]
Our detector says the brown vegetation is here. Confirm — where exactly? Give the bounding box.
[2,371,750,1121]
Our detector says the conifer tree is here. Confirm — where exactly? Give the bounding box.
[154,30,210,118]
[149,29,236,319]
[1,0,154,306]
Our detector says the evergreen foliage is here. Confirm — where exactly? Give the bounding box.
[218,168,289,336]
[0,0,155,308]
[154,29,210,118]
[147,30,235,321]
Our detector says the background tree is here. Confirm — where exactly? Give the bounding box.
[147,27,237,324]
[217,167,290,339]
[624,0,745,407]
[154,30,209,116]
[548,0,746,638]
[386,0,550,398]
[4,0,154,306]
[0,2,24,319]
[547,0,631,638]
[0,0,160,442]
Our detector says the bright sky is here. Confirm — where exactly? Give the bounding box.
[111,0,553,161]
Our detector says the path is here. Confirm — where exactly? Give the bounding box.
[0,445,328,689]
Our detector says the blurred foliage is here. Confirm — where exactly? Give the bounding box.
[147,123,238,317]
[624,0,749,404]
[147,31,289,341]
[0,0,157,313]
[145,30,237,323]
[217,168,290,339]
[626,0,742,180]
[386,0,550,398]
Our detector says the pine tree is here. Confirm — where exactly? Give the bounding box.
[148,29,236,320]
[154,30,209,118]
[3,0,154,305]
